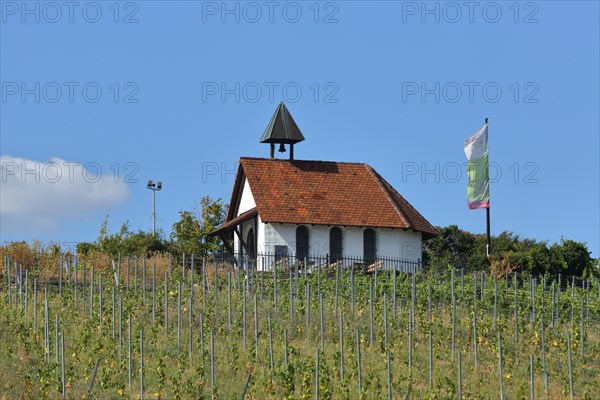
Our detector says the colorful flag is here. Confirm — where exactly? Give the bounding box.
[464,123,489,209]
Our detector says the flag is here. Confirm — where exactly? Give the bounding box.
[464,123,489,209]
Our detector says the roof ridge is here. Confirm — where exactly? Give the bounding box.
[364,164,411,229]
[234,157,438,239]
[239,156,369,166]
[371,168,439,236]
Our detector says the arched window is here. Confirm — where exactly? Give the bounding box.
[246,228,255,259]
[363,228,376,265]
[296,226,309,259]
[330,227,343,262]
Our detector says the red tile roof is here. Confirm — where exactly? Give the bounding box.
[222,157,438,239]
[209,207,257,237]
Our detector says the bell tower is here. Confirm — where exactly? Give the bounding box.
[259,102,305,160]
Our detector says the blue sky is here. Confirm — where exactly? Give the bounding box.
[1,1,599,257]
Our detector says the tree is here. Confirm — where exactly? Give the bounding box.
[199,196,228,254]
[423,225,478,272]
[120,230,168,256]
[550,239,595,278]
[95,215,168,258]
[171,210,204,257]
[97,216,130,258]
[76,242,99,256]
[170,196,229,258]
[423,226,598,278]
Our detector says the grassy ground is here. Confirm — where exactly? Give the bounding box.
[1,266,599,399]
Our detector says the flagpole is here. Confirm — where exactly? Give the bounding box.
[485,117,491,258]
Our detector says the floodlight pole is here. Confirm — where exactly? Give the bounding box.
[147,180,162,237]
[152,189,157,237]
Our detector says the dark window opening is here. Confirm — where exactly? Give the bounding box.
[246,228,255,259]
[363,228,376,265]
[296,226,310,259]
[275,245,288,263]
[330,227,343,262]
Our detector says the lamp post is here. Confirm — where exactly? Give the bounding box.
[146,180,162,236]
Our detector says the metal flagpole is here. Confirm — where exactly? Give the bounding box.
[485,117,491,258]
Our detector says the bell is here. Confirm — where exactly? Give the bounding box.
[278,143,286,153]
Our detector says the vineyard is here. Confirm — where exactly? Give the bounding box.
[1,254,599,399]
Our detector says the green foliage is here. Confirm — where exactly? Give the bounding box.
[1,266,600,398]
[95,215,168,258]
[170,211,203,258]
[424,225,596,277]
[120,230,168,256]
[76,242,99,256]
[425,225,476,268]
[97,216,130,258]
[424,225,486,273]
[170,196,229,258]
[550,239,597,278]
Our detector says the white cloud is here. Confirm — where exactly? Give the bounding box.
[1,156,131,234]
